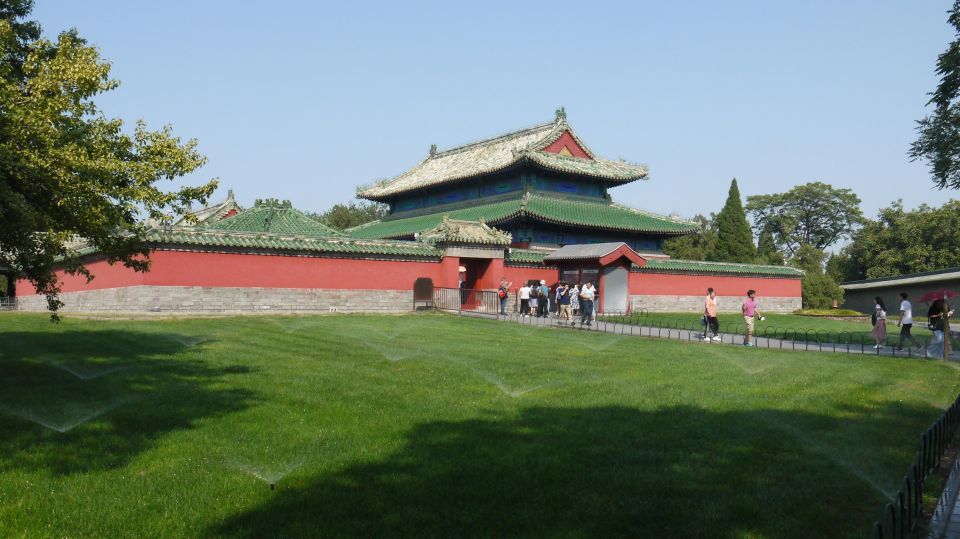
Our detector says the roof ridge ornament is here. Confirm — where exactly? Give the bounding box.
[429,144,438,157]
[555,106,566,123]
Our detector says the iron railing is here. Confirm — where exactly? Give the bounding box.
[0,298,16,310]
[596,312,959,359]
[432,287,500,316]
[870,393,960,538]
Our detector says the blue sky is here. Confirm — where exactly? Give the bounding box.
[33,1,959,223]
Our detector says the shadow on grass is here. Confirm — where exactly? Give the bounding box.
[0,330,257,474]
[210,403,935,539]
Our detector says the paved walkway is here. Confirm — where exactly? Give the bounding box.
[480,312,958,360]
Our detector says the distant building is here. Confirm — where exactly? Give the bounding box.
[351,108,695,254]
[12,111,803,314]
[841,268,960,314]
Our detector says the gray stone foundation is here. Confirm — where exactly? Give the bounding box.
[629,295,801,313]
[15,286,413,313]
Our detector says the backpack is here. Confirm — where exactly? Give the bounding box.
[497,289,507,299]
[870,312,877,326]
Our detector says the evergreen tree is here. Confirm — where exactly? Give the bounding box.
[756,226,784,265]
[661,214,716,260]
[711,179,757,263]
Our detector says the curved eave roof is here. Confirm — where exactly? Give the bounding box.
[206,207,346,237]
[347,195,696,239]
[358,119,648,201]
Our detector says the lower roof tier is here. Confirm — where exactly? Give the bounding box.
[347,194,697,239]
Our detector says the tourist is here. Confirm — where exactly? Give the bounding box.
[871,296,888,349]
[529,280,539,316]
[926,298,955,359]
[570,283,580,316]
[518,282,532,316]
[558,282,572,322]
[742,289,765,347]
[580,282,596,326]
[498,279,512,316]
[703,288,720,342]
[896,292,919,351]
[537,280,549,318]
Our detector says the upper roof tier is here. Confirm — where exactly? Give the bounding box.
[357,108,649,202]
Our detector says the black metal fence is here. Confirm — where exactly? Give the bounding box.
[598,312,959,359]
[870,393,960,538]
[0,298,16,310]
[432,288,500,316]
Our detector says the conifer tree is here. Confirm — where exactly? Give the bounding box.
[711,179,757,263]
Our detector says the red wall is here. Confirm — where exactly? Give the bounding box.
[541,131,591,159]
[16,257,146,294]
[630,273,801,297]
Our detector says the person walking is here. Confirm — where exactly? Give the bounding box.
[570,283,580,317]
[498,279,512,316]
[896,292,919,351]
[558,282,572,322]
[537,280,550,318]
[926,298,955,359]
[742,289,765,347]
[703,288,720,342]
[529,280,539,316]
[871,296,888,349]
[579,282,596,326]
[518,282,531,316]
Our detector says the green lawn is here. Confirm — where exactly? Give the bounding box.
[1,312,958,538]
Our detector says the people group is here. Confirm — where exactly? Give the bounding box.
[700,287,765,346]
[510,279,597,325]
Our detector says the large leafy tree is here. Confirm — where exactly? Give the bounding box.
[0,2,216,313]
[310,201,388,231]
[836,200,960,281]
[661,213,716,261]
[746,182,864,258]
[909,1,960,189]
[711,178,757,263]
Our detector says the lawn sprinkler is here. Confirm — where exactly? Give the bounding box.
[270,482,276,491]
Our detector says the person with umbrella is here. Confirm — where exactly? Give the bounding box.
[921,289,957,359]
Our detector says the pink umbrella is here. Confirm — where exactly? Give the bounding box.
[919,289,959,304]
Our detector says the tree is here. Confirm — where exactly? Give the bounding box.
[711,178,757,263]
[756,226,784,265]
[661,214,716,261]
[310,201,388,231]
[746,182,864,258]
[0,3,216,315]
[909,1,960,190]
[791,243,843,309]
[836,199,960,281]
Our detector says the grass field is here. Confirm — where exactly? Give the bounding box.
[1,312,959,538]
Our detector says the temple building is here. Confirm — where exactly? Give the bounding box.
[11,110,803,314]
[350,108,696,253]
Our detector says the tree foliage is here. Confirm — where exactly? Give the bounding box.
[0,3,216,314]
[746,182,864,257]
[835,200,960,281]
[711,178,757,263]
[662,214,716,261]
[756,226,784,265]
[909,1,960,190]
[311,201,388,231]
[788,243,843,309]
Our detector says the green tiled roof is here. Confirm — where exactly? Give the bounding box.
[347,194,696,239]
[636,259,804,277]
[358,112,648,201]
[206,206,345,237]
[506,248,547,265]
[144,228,440,258]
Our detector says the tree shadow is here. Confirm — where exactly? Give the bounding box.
[0,329,257,474]
[210,403,934,539]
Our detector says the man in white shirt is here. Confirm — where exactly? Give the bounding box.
[579,282,596,326]
[518,283,532,316]
[897,292,919,351]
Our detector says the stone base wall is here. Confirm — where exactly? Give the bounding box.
[629,295,801,314]
[15,286,413,313]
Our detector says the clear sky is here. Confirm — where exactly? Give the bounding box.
[32,1,960,222]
